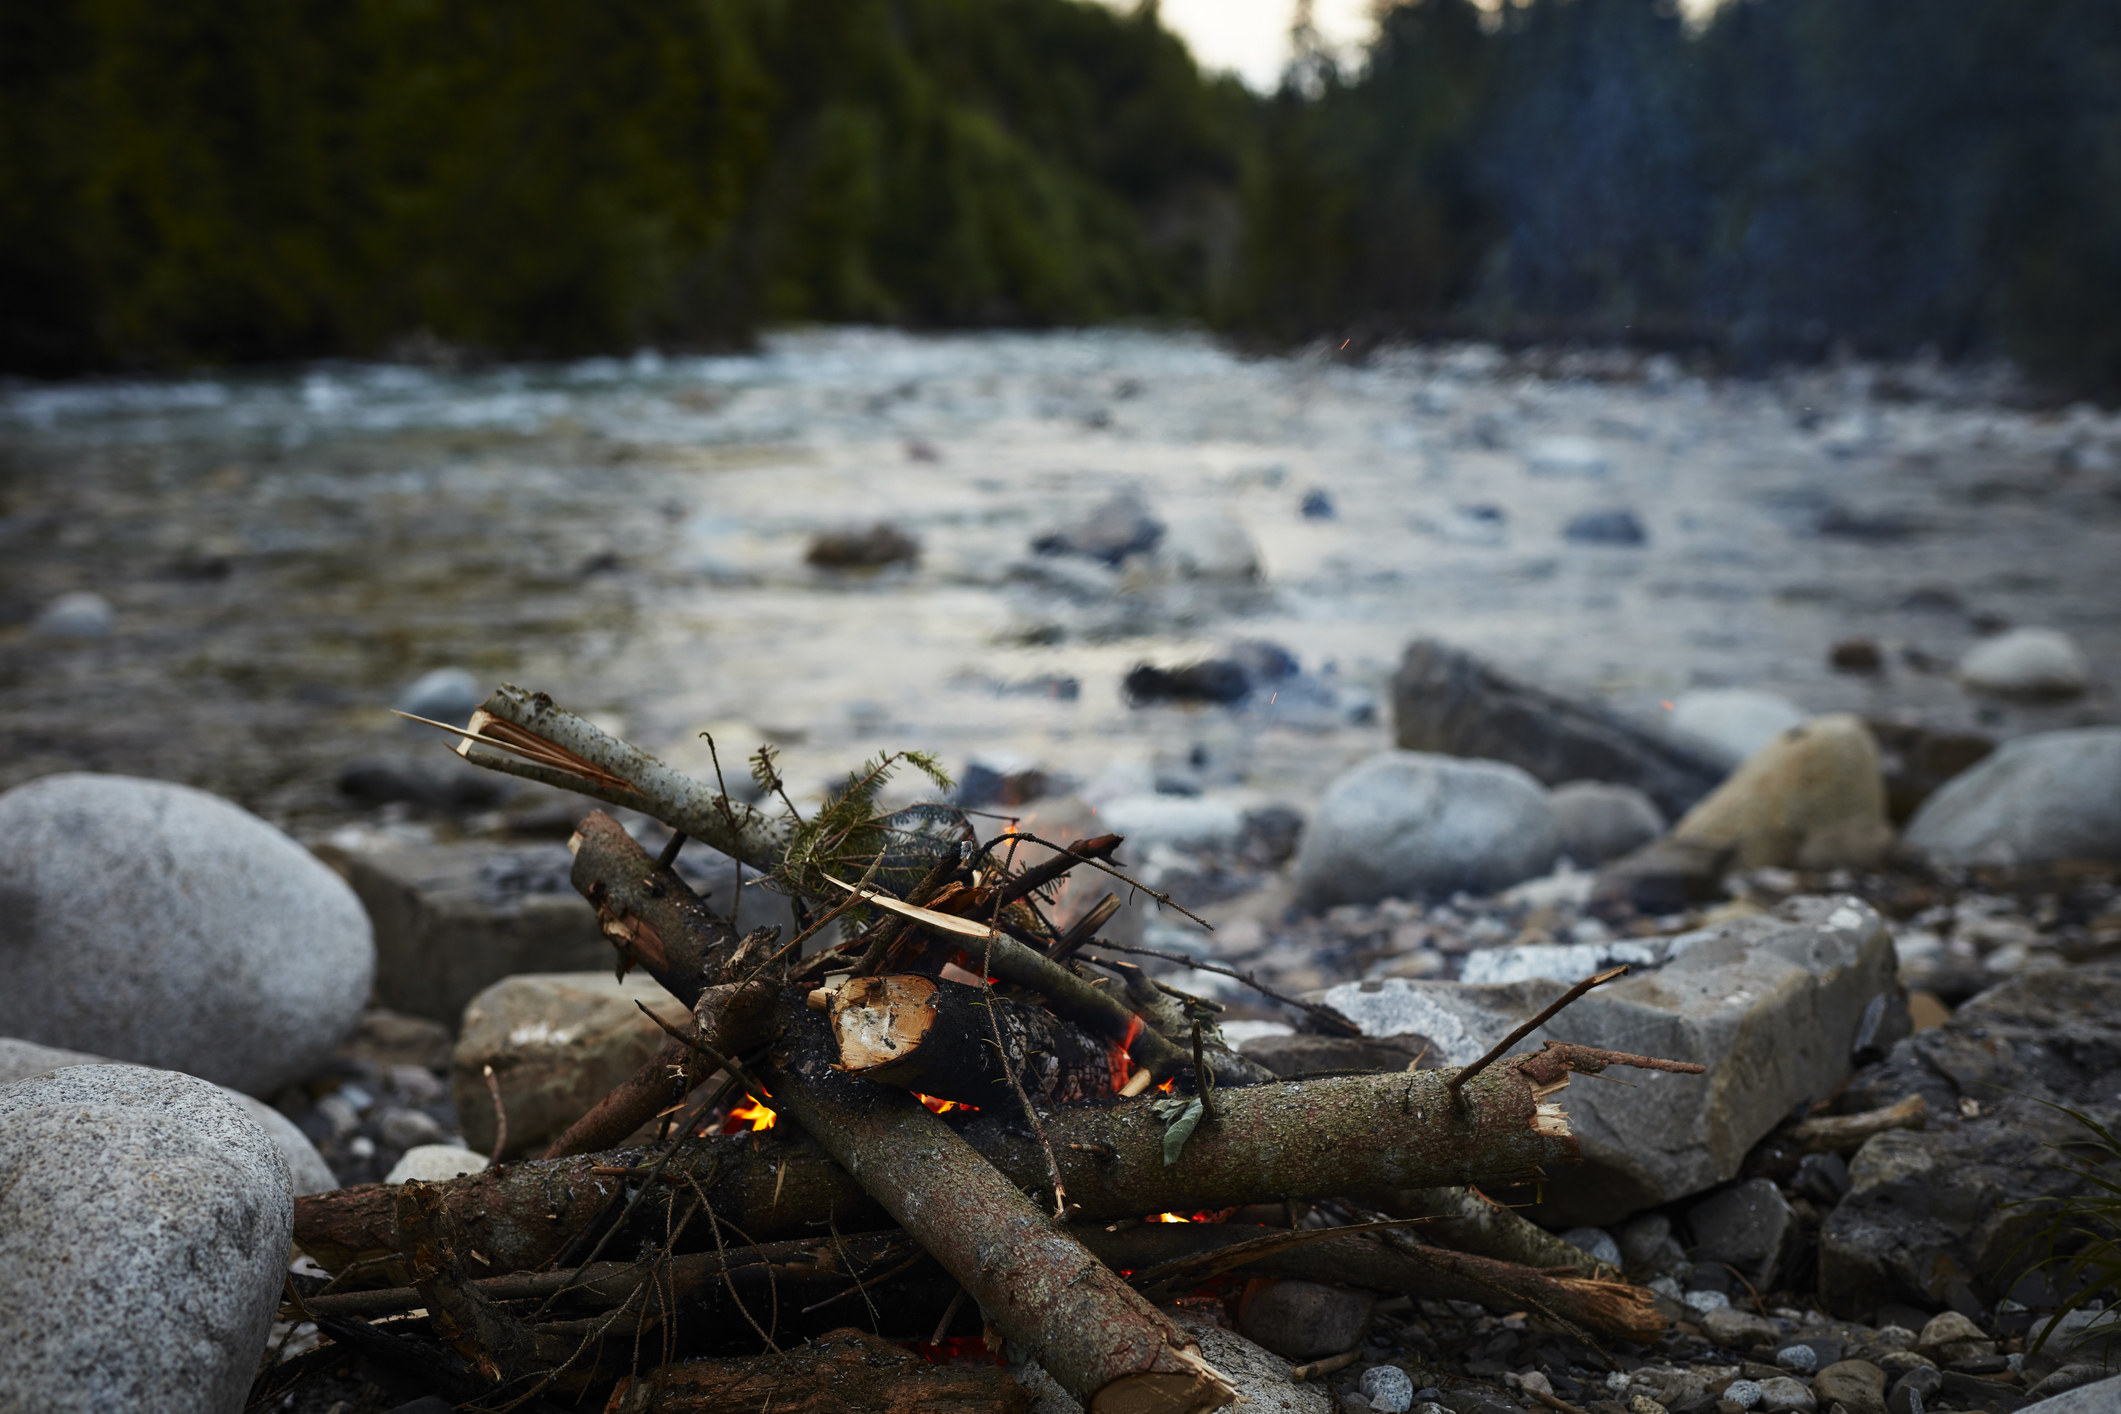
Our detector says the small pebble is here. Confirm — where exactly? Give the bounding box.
[1411,1405,1447,1414]
[1358,1364,1415,1414]
[1723,1379,1763,1409]
[32,590,115,638]
[379,1107,447,1149]
[1776,1344,1818,1373]
[1684,1289,1732,1316]
[1631,1397,1670,1414]
[1520,1371,1554,1397]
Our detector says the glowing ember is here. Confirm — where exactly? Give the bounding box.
[1151,1212,1191,1223]
[724,1099,777,1133]
[916,1093,974,1114]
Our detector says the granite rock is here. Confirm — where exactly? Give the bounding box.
[0,1065,294,1413]
[1668,689,1808,772]
[0,773,373,1096]
[0,1038,336,1194]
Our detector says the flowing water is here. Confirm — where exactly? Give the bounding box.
[3,328,2116,833]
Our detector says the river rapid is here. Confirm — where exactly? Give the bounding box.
[3,328,2116,838]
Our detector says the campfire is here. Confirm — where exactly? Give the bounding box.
[275,685,1706,1413]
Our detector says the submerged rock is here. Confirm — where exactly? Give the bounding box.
[0,773,373,1097]
[0,1066,293,1414]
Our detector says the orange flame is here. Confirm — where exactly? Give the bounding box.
[1110,1013,1145,1092]
[1152,1212,1191,1223]
[725,1099,776,1132]
[916,1093,975,1114]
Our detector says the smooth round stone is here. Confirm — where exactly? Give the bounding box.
[1957,627,2088,699]
[1683,1288,1732,1316]
[1723,1378,1764,1409]
[0,774,375,1097]
[384,1144,489,1184]
[0,1066,294,1413]
[1561,1225,1624,1269]
[33,590,115,638]
[1359,1363,1416,1414]
[1776,1343,1819,1372]
[394,666,485,725]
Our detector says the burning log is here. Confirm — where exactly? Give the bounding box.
[761,996,1237,1413]
[296,1043,1672,1276]
[604,1327,1030,1414]
[823,973,1127,1107]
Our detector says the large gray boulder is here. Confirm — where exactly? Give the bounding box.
[1294,751,1559,909]
[0,1038,336,1194]
[1903,728,2121,867]
[1391,639,1725,818]
[1318,897,1903,1223]
[0,774,374,1096]
[0,1065,294,1413]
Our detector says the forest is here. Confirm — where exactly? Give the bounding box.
[3,0,2117,391]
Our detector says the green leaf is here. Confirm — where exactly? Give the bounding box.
[1161,1096,1204,1167]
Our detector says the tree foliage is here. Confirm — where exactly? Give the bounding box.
[3,0,2117,391]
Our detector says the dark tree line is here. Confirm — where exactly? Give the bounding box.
[2,0,2116,391]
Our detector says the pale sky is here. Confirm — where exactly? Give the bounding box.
[1103,0,1724,91]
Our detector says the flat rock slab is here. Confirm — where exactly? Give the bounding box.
[0,1065,294,1414]
[1320,896,1901,1224]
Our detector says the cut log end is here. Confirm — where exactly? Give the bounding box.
[832,974,940,1071]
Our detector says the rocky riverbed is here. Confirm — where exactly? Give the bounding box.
[3,331,2120,1413]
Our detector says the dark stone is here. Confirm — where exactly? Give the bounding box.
[1240,804,1305,867]
[1391,639,1725,819]
[957,763,1054,809]
[1227,639,1301,684]
[1820,964,2121,1319]
[1794,1152,1852,1205]
[337,754,509,811]
[1563,508,1648,546]
[1124,659,1252,706]
[1832,639,1885,673]
[1590,836,1735,916]
[805,521,920,569]
[1300,488,1336,518]
[1934,1369,2028,1411]
[1866,721,1996,826]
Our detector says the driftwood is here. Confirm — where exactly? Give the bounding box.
[603,1327,1030,1414]
[825,973,1126,1106]
[1386,1186,1623,1281]
[1786,1093,1925,1153]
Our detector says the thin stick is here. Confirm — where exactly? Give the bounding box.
[657,831,688,869]
[981,833,1073,1221]
[1049,893,1122,961]
[1191,1021,1217,1123]
[1290,1349,1360,1382]
[1088,939,1361,1037]
[969,830,1215,932]
[483,1064,508,1164]
[1447,965,1630,1097]
[928,1286,969,1345]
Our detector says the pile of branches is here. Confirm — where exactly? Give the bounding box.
[264,686,1707,1413]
